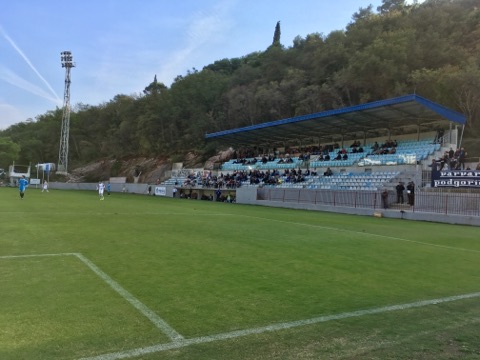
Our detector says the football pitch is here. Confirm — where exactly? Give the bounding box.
[1,186,479,360]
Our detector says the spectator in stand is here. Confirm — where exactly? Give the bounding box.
[324,167,333,177]
[449,148,457,170]
[476,163,480,171]
[434,128,445,144]
[396,181,405,204]
[454,147,461,159]
[428,158,440,172]
[448,147,455,160]
[407,181,415,206]
[381,189,389,209]
[457,147,467,170]
[439,152,449,171]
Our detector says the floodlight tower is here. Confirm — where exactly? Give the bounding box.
[58,51,75,174]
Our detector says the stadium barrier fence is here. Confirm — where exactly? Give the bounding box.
[256,188,480,217]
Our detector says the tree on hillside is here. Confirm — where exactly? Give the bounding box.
[0,137,20,168]
[352,5,375,22]
[1,0,479,163]
[143,75,167,95]
[377,0,406,14]
[272,21,281,46]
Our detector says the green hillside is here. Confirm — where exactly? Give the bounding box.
[1,0,479,171]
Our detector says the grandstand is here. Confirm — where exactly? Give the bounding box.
[160,94,480,225]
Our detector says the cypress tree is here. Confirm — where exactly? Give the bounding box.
[272,21,281,46]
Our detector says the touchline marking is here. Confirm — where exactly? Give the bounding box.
[237,214,480,254]
[1,253,183,342]
[79,290,480,360]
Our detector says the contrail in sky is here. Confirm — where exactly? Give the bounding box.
[0,25,61,103]
[158,1,233,85]
[0,65,60,103]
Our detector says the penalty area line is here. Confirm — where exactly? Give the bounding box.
[0,252,183,342]
[73,253,184,342]
[78,290,480,360]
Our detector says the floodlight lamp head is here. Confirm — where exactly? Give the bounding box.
[60,51,75,68]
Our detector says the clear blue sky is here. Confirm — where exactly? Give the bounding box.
[1,0,420,130]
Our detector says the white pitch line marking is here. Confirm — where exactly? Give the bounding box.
[73,253,184,342]
[3,253,479,359]
[1,253,183,342]
[79,290,480,360]
[32,211,474,255]
[0,253,78,259]
[236,214,480,254]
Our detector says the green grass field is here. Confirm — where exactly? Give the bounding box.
[1,186,480,360]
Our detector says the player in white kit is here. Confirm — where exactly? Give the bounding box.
[98,181,105,200]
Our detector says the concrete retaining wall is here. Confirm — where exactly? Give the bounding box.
[236,187,480,226]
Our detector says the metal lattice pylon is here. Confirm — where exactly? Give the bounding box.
[58,51,75,174]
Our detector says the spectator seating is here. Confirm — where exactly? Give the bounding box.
[309,138,438,167]
[271,171,400,191]
[161,176,187,186]
[221,157,302,171]
[169,137,438,192]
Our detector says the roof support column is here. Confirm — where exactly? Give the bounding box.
[459,124,465,148]
[449,122,453,144]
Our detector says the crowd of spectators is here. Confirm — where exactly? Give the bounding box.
[230,139,412,167]
[183,171,247,189]
[228,143,362,167]
[182,168,319,189]
[227,144,367,167]
[370,139,397,155]
[228,137,452,169]
[434,147,468,171]
[221,138,419,173]
[208,139,475,190]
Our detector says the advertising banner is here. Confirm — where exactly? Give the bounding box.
[155,186,167,196]
[431,170,480,188]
